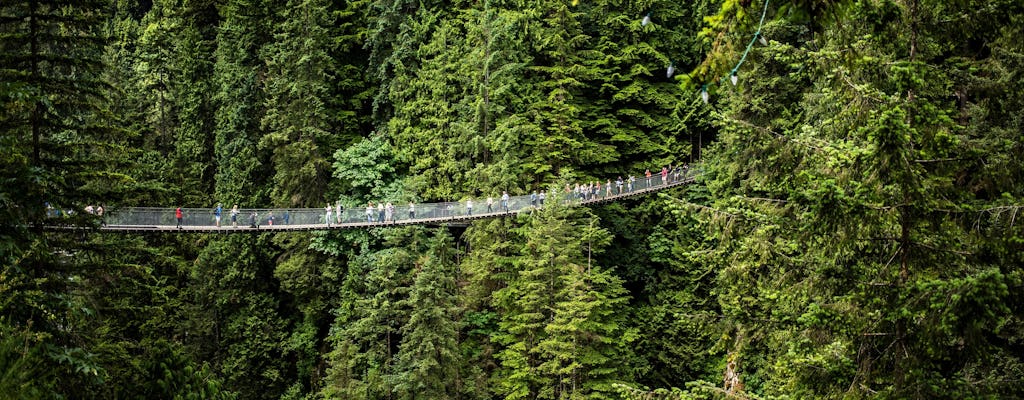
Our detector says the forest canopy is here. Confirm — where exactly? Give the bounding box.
[1,0,1023,398]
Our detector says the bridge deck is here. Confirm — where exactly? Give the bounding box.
[47,173,696,233]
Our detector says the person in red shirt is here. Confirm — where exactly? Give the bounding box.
[661,166,669,185]
[175,207,183,229]
[645,169,652,187]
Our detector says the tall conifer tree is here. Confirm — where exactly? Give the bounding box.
[213,0,271,203]
[684,0,1024,396]
[392,229,461,399]
[0,0,142,396]
[261,0,336,207]
[494,204,634,399]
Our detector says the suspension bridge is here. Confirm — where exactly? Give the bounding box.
[48,169,698,233]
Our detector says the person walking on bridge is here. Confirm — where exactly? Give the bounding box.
[486,196,494,213]
[501,191,510,212]
[231,205,239,228]
[661,166,669,186]
[176,206,183,229]
[385,202,394,223]
[466,198,473,216]
[645,169,652,188]
[616,176,623,194]
[325,204,332,227]
[408,202,416,220]
[214,203,223,227]
[377,202,385,224]
[366,202,375,223]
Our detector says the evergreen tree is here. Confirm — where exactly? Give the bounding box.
[260,0,338,207]
[493,203,635,399]
[385,10,470,199]
[169,8,218,206]
[460,217,520,398]
[684,0,1024,396]
[212,0,273,203]
[1,0,128,222]
[580,0,709,173]
[190,236,292,399]
[521,1,600,181]
[392,229,462,399]
[365,0,427,122]
[321,228,421,399]
[460,0,537,194]
[0,1,137,396]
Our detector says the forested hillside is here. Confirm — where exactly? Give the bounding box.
[2,0,1023,398]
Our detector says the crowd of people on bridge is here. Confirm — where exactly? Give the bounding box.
[314,163,690,227]
[129,164,691,229]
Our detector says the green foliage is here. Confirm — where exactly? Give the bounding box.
[260,0,339,207]
[212,0,274,203]
[137,339,232,400]
[331,135,403,202]
[391,229,462,399]
[492,203,635,399]
[679,0,1024,397]
[8,0,1024,398]
[0,321,51,399]
[319,227,425,398]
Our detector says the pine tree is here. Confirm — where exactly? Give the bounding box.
[1,0,128,221]
[321,228,422,399]
[580,0,709,173]
[212,0,273,203]
[168,6,218,205]
[365,0,426,122]
[384,9,470,199]
[460,0,538,194]
[493,203,635,399]
[260,0,338,207]
[190,236,292,399]
[521,1,600,181]
[392,229,462,399]
[0,1,132,396]
[687,0,1024,396]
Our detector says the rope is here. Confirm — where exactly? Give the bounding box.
[731,0,770,79]
[701,0,771,101]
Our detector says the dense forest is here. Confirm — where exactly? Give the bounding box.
[2,0,1024,398]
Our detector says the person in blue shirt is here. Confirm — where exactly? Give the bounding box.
[214,203,223,227]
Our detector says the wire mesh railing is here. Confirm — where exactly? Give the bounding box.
[59,167,698,231]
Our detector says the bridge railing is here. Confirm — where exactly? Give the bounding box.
[95,168,696,229]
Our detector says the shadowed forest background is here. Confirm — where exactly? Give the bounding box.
[2,0,1024,398]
